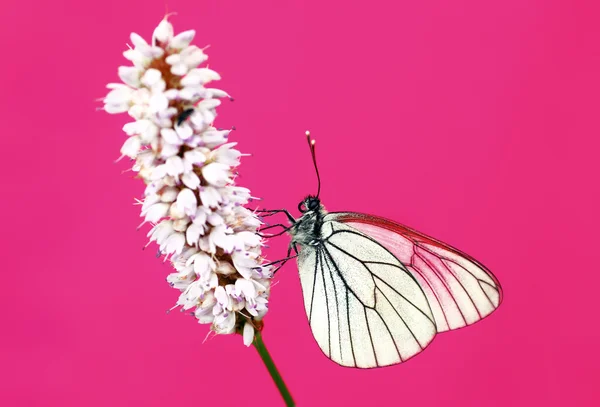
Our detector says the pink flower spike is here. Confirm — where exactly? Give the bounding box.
[103,17,272,345]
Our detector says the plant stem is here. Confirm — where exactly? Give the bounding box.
[253,331,295,407]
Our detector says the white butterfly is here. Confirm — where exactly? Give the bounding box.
[259,133,503,368]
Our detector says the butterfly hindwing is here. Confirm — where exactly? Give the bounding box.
[326,212,503,332]
[297,221,437,368]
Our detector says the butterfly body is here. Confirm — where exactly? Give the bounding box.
[289,196,325,247]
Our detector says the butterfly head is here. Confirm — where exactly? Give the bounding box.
[298,195,321,213]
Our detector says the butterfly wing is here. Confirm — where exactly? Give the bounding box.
[297,220,437,368]
[326,212,503,332]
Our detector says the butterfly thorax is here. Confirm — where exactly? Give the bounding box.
[289,197,326,247]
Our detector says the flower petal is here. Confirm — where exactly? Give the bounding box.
[199,186,222,207]
[153,19,174,45]
[202,162,231,187]
[160,187,179,202]
[163,232,186,255]
[161,128,182,145]
[148,220,174,244]
[186,223,202,246]
[118,66,141,87]
[123,49,148,68]
[181,46,207,68]
[171,63,189,76]
[181,172,200,190]
[143,202,170,223]
[170,30,196,49]
[130,32,149,48]
[149,93,169,114]
[120,136,141,158]
[165,156,185,176]
[243,323,254,347]
[175,123,193,140]
[141,68,162,87]
[176,188,198,216]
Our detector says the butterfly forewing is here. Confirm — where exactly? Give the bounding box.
[326,212,503,333]
[298,220,437,368]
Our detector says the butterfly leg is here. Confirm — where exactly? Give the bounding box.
[260,223,289,231]
[258,254,298,268]
[255,208,296,224]
[254,251,298,274]
[270,260,289,275]
[256,223,291,238]
[271,244,300,274]
[257,223,291,237]
[255,244,299,275]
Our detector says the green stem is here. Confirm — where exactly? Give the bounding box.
[253,331,295,407]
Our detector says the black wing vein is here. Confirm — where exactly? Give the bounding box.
[370,297,404,362]
[418,244,483,318]
[375,285,424,351]
[322,246,344,364]
[346,287,356,367]
[322,245,375,309]
[363,307,378,366]
[327,240,435,325]
[318,249,332,357]
[415,250,467,325]
[308,250,320,324]
[300,222,439,368]
[441,254,500,306]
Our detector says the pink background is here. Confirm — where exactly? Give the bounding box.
[1,0,599,405]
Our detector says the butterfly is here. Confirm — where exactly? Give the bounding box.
[258,132,503,368]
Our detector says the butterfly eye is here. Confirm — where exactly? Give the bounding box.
[308,199,318,210]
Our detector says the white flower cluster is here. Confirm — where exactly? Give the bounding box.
[103,18,271,346]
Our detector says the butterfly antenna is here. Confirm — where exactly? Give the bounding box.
[305,130,321,198]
